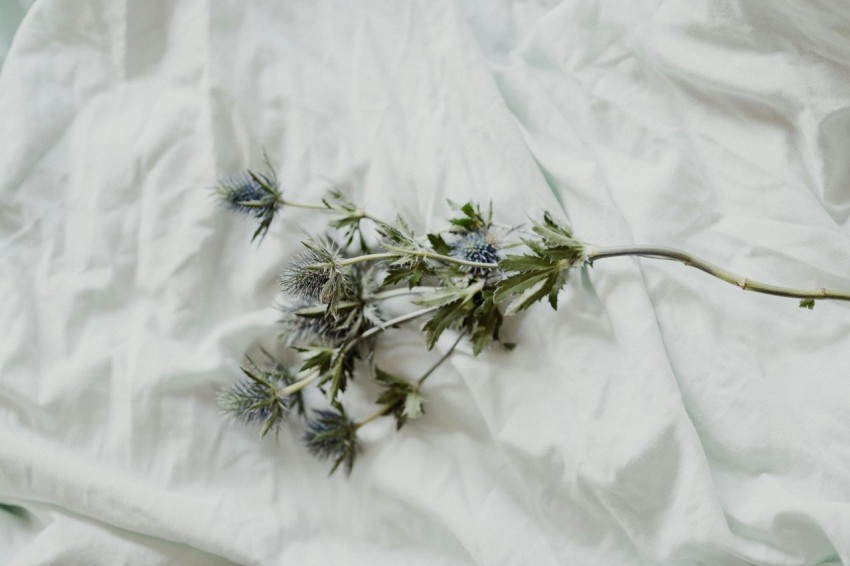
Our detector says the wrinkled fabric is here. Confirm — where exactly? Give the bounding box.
[2,0,850,564]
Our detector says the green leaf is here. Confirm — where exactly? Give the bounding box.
[548,270,569,310]
[799,298,815,310]
[493,271,553,304]
[499,254,555,271]
[427,233,452,255]
[381,261,435,289]
[375,367,416,430]
[503,272,558,316]
[466,292,504,355]
[413,282,484,308]
[423,300,475,349]
[446,201,491,233]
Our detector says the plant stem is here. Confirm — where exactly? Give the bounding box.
[277,197,390,226]
[356,306,442,343]
[417,332,464,387]
[585,245,850,302]
[334,248,499,270]
[330,305,442,367]
[327,249,499,271]
[418,250,498,269]
[278,372,320,397]
[337,252,397,266]
[278,198,329,210]
[354,404,394,430]
[368,287,442,301]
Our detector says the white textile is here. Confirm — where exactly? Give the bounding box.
[2,1,850,564]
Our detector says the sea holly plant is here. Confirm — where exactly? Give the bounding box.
[214,158,850,475]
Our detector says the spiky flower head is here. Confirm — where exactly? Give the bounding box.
[450,229,503,278]
[214,164,282,243]
[278,302,347,346]
[303,408,359,475]
[218,354,303,437]
[280,240,353,314]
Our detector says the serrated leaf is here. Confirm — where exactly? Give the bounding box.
[423,300,475,349]
[494,271,552,304]
[503,272,558,316]
[548,270,569,310]
[427,233,452,255]
[499,254,556,271]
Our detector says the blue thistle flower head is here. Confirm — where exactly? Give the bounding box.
[219,354,303,437]
[450,229,502,277]
[214,164,282,243]
[279,240,353,314]
[278,302,347,346]
[280,250,330,302]
[303,408,359,475]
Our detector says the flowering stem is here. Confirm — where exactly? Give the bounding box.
[355,306,442,343]
[278,198,329,210]
[314,249,500,272]
[354,404,394,429]
[334,249,499,270]
[277,198,389,226]
[586,245,850,302]
[418,250,498,269]
[279,372,321,397]
[337,253,397,266]
[368,287,442,301]
[416,332,464,387]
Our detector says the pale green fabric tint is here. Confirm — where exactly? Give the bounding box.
[0,0,33,71]
[2,1,850,564]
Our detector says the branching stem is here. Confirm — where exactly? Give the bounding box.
[355,306,442,344]
[278,198,329,210]
[586,245,850,302]
[333,249,499,270]
[368,287,442,301]
[278,372,321,397]
[416,332,464,387]
[354,404,394,429]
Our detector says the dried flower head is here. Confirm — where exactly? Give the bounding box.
[219,354,302,437]
[303,408,359,475]
[280,240,353,314]
[278,302,347,346]
[214,164,282,243]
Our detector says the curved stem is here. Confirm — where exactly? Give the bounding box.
[354,404,394,430]
[418,250,498,269]
[368,286,442,301]
[361,211,389,226]
[335,305,442,358]
[417,332,464,387]
[338,252,397,266]
[278,198,329,210]
[333,249,499,270]
[278,372,320,397]
[586,245,850,302]
[355,306,442,343]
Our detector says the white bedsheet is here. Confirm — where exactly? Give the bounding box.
[2,1,850,564]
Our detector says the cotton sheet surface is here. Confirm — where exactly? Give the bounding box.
[2,1,850,564]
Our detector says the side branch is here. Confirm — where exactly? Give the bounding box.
[585,245,850,302]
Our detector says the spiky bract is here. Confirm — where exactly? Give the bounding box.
[219,355,302,437]
[214,164,282,242]
[303,408,359,475]
[450,230,502,277]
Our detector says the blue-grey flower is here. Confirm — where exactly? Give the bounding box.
[303,408,359,475]
[214,168,282,243]
[278,302,347,346]
[450,229,502,277]
[219,356,302,437]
